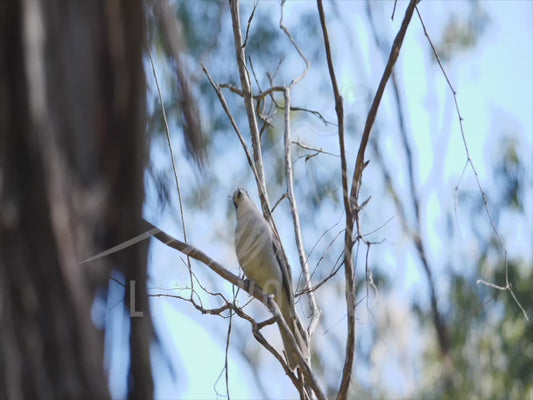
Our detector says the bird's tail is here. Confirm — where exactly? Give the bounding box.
[279,300,309,370]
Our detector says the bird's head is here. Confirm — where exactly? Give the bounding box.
[232,187,249,209]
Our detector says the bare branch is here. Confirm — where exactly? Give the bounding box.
[255,85,287,100]
[219,82,287,101]
[229,0,270,214]
[283,88,321,337]
[289,106,336,126]
[145,222,250,295]
[219,82,244,96]
[292,141,339,158]
[316,0,349,220]
[349,0,418,211]
[316,1,355,398]
[236,306,302,389]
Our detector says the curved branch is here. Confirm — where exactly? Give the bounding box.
[349,0,418,209]
[279,0,310,86]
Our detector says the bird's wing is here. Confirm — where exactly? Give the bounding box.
[271,232,295,312]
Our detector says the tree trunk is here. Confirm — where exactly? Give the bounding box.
[0,1,150,399]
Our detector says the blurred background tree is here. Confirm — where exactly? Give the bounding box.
[0,1,149,399]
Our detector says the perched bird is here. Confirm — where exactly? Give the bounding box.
[232,187,308,369]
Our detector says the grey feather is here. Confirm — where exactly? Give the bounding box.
[233,188,309,369]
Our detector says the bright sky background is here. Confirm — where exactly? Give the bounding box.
[101,1,532,399]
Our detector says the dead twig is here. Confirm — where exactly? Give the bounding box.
[415,6,528,322]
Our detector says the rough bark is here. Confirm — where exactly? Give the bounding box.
[0,1,150,399]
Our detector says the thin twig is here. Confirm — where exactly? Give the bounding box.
[391,0,398,21]
[271,193,288,213]
[249,57,278,139]
[364,243,378,308]
[415,6,528,322]
[307,228,345,286]
[155,288,300,392]
[147,49,193,280]
[292,141,339,158]
[248,56,264,93]
[280,0,311,86]
[299,251,345,296]
[225,307,233,399]
[305,214,343,265]
[233,306,300,389]
[289,106,336,126]
[242,2,258,49]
